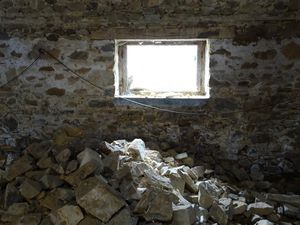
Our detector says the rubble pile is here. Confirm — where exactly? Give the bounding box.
[0,126,299,225]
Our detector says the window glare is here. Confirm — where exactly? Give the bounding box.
[127,45,198,92]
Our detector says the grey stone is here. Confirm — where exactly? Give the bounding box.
[198,185,214,209]
[19,178,42,199]
[247,202,274,216]
[254,219,274,225]
[50,205,84,225]
[134,188,173,222]
[232,200,247,215]
[55,148,71,163]
[178,170,198,193]
[75,176,125,222]
[6,155,33,181]
[266,193,300,207]
[77,148,103,174]
[108,207,134,225]
[209,202,228,225]
[126,139,146,160]
[171,204,196,225]
[40,174,64,189]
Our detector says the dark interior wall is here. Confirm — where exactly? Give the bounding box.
[0,0,299,184]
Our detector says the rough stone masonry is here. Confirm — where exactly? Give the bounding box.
[0,126,300,225]
[0,0,299,219]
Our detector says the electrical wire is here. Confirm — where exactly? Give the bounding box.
[0,53,41,89]
[39,49,105,91]
[0,48,299,117]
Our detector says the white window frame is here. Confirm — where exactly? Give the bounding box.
[114,39,210,99]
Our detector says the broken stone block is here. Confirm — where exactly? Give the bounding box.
[255,219,274,225]
[108,207,134,225]
[55,148,71,163]
[64,161,98,186]
[7,202,30,215]
[171,204,196,225]
[50,205,84,225]
[247,202,274,216]
[77,148,103,174]
[164,156,175,163]
[175,152,188,160]
[63,124,83,137]
[169,173,185,194]
[266,193,300,207]
[25,169,50,181]
[232,200,247,215]
[144,149,163,163]
[40,217,54,225]
[25,141,51,159]
[4,182,23,208]
[144,167,173,190]
[19,178,42,199]
[78,216,100,225]
[40,188,75,210]
[209,202,228,225]
[16,213,42,225]
[198,185,214,209]
[6,155,33,181]
[126,139,146,160]
[194,205,208,223]
[103,152,120,172]
[66,160,78,174]
[75,176,125,222]
[134,188,173,222]
[218,197,233,216]
[40,174,64,189]
[178,170,198,193]
[37,157,55,169]
[282,204,300,219]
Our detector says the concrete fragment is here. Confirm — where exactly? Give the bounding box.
[19,178,42,199]
[209,202,228,225]
[247,202,274,216]
[51,205,84,225]
[77,148,103,174]
[75,176,125,222]
[198,185,214,209]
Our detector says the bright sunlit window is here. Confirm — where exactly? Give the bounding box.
[115,40,209,98]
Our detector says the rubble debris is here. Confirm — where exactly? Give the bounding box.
[0,127,299,225]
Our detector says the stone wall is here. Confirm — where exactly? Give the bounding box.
[0,0,300,186]
[0,37,299,187]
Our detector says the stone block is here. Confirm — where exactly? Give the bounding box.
[75,177,125,222]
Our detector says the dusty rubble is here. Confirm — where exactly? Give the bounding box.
[0,125,299,225]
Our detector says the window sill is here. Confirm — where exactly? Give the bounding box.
[114,96,209,106]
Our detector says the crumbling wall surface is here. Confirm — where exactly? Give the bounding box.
[0,0,300,183]
[0,37,299,184]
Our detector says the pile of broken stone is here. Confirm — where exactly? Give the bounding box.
[0,126,299,225]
